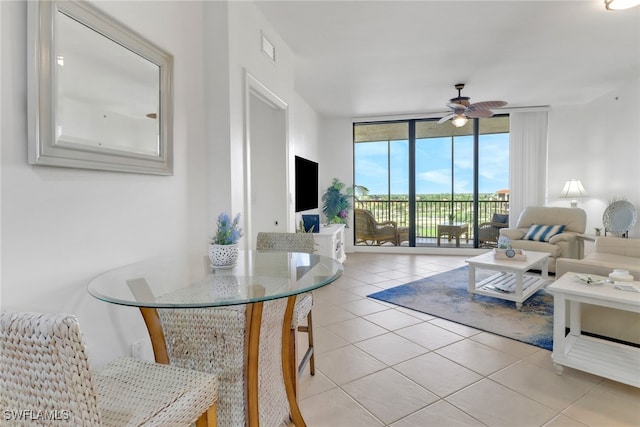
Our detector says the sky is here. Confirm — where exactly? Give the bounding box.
[355,133,509,196]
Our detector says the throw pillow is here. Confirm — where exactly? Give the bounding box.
[491,213,509,224]
[524,224,566,242]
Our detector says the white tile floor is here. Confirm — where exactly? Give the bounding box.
[295,252,640,427]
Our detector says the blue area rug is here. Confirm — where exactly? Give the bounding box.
[368,266,553,350]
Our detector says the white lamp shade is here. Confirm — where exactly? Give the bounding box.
[560,179,587,207]
[605,0,640,10]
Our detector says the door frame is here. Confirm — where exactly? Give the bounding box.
[243,71,289,248]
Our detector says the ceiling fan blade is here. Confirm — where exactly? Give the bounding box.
[447,102,467,111]
[466,109,494,118]
[468,100,507,111]
[437,113,455,124]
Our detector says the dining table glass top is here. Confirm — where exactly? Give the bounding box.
[88,250,343,308]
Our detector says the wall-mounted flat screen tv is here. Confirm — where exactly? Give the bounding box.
[295,156,318,212]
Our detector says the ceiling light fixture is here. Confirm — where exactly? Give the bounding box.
[451,114,468,127]
[604,0,640,10]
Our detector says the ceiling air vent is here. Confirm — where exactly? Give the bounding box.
[261,32,276,63]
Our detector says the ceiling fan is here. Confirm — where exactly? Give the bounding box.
[437,84,507,127]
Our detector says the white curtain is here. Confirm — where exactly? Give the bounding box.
[508,111,548,227]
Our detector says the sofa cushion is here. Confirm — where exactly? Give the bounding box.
[577,253,640,275]
[595,237,640,258]
[524,224,565,242]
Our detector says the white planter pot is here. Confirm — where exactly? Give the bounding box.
[208,243,239,269]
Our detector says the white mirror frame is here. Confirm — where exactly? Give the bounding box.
[27,0,174,175]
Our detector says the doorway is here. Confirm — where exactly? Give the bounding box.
[245,74,289,248]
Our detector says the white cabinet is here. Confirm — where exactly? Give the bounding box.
[548,273,640,387]
[314,224,346,263]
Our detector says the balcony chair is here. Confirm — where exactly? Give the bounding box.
[256,232,317,386]
[0,312,218,427]
[355,208,399,245]
[477,213,509,247]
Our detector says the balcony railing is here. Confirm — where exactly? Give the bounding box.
[355,199,509,240]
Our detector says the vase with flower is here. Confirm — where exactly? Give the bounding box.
[209,212,243,269]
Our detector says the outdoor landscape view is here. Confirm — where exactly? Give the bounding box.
[354,129,510,243]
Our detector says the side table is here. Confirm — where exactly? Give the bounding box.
[548,273,640,387]
[437,222,469,247]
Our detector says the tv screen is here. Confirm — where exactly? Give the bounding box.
[295,156,319,212]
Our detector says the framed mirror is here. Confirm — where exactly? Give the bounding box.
[28,0,174,175]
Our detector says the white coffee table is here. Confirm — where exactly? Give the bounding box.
[465,250,549,309]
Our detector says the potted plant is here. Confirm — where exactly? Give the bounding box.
[322,178,353,225]
[209,212,243,269]
[595,227,602,236]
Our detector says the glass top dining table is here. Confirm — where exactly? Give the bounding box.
[88,250,343,308]
[87,250,343,427]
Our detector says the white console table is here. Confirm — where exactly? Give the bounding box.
[548,273,640,387]
[314,224,346,263]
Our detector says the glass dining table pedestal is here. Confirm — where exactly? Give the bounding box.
[88,251,343,427]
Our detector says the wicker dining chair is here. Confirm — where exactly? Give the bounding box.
[0,312,219,427]
[256,232,317,380]
[157,301,291,427]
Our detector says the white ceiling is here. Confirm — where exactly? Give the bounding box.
[254,0,640,119]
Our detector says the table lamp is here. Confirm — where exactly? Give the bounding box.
[560,179,587,207]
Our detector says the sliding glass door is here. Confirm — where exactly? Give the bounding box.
[354,116,509,247]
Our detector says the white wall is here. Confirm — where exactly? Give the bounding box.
[225,3,322,237]
[547,78,640,238]
[226,2,296,238]
[1,0,211,366]
[318,117,355,248]
[291,92,321,227]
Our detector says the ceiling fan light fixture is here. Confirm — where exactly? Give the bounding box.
[439,84,506,126]
[605,0,640,10]
[451,114,468,127]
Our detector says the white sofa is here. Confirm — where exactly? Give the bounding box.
[556,237,640,344]
[499,206,587,273]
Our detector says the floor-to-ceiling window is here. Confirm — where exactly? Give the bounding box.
[354,116,509,247]
[353,122,409,225]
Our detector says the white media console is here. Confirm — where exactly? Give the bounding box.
[314,224,346,263]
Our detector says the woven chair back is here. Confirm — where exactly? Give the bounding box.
[157,303,289,427]
[256,232,315,253]
[0,312,102,425]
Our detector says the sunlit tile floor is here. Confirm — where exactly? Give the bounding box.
[295,252,640,427]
